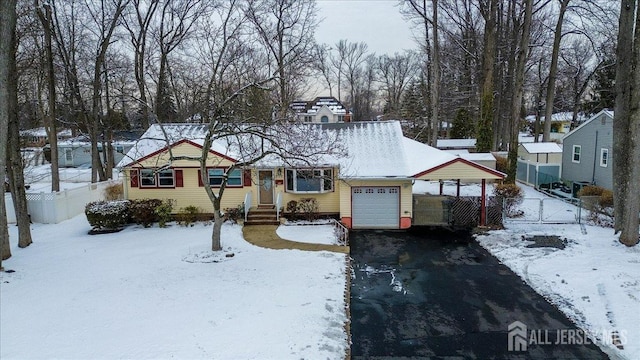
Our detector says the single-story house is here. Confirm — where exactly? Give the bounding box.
[561,109,613,192]
[518,142,563,164]
[20,127,73,147]
[525,112,588,142]
[436,138,476,152]
[53,134,137,168]
[118,121,504,230]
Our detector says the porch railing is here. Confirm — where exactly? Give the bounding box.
[275,191,283,221]
[244,191,252,222]
[330,219,349,246]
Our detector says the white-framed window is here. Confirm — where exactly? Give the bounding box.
[64,148,73,162]
[207,168,242,187]
[572,145,581,163]
[285,168,333,193]
[157,169,175,187]
[304,115,313,122]
[600,148,609,167]
[140,169,156,187]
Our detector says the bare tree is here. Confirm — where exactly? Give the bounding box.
[35,1,60,192]
[247,0,318,115]
[123,0,160,129]
[0,0,17,266]
[377,51,418,119]
[613,0,640,247]
[334,40,369,121]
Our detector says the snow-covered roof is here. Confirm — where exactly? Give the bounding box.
[521,142,562,154]
[443,149,470,155]
[436,138,476,149]
[518,132,542,143]
[524,112,588,123]
[119,121,502,179]
[461,153,496,162]
[20,127,73,138]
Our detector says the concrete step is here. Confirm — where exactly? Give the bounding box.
[244,219,280,226]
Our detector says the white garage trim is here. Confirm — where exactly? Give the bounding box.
[351,186,400,229]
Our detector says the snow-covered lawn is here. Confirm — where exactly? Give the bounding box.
[0,217,348,359]
[277,223,339,245]
[476,183,640,360]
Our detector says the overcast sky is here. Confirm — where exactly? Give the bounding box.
[315,0,418,56]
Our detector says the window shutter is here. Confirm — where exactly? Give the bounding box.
[175,170,183,187]
[130,169,139,188]
[243,169,252,186]
[198,169,204,187]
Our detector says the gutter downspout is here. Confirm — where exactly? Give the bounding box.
[592,131,598,184]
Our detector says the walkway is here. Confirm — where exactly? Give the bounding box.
[242,225,350,254]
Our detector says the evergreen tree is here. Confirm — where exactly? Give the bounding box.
[450,108,474,138]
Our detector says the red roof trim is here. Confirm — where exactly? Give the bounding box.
[121,139,238,167]
[412,157,506,179]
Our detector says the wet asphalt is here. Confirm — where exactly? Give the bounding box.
[349,229,609,359]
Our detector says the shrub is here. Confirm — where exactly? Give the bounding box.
[85,200,130,230]
[177,205,202,227]
[103,183,124,200]
[495,156,508,174]
[223,204,244,223]
[155,199,175,228]
[493,183,523,217]
[130,199,163,227]
[578,185,605,197]
[286,200,298,221]
[298,198,319,221]
[578,185,614,226]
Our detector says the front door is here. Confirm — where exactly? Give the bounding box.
[258,170,274,205]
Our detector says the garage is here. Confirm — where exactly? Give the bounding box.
[352,187,399,229]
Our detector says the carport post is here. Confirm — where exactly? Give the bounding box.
[456,179,460,198]
[480,179,486,226]
[439,180,444,195]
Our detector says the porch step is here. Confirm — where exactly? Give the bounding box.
[244,207,280,226]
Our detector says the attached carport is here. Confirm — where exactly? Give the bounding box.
[406,139,505,227]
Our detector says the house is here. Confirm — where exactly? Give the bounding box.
[561,109,613,192]
[518,142,562,164]
[290,96,350,123]
[54,134,137,168]
[20,127,73,147]
[436,138,476,152]
[118,121,504,230]
[442,150,497,170]
[525,112,588,142]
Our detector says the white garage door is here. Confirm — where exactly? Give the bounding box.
[352,187,400,229]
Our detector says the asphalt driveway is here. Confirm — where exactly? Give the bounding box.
[350,229,609,359]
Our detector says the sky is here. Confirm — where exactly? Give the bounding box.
[315,0,417,56]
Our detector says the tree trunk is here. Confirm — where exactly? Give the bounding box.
[211,206,223,251]
[613,0,640,246]
[476,0,497,152]
[543,0,570,142]
[0,0,17,266]
[508,0,534,184]
[430,0,440,147]
[5,7,32,248]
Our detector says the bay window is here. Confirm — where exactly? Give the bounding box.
[285,168,333,193]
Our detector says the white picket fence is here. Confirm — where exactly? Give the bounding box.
[4,180,119,224]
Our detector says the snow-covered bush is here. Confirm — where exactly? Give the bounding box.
[298,198,319,221]
[130,199,164,227]
[85,200,130,230]
[155,200,175,228]
[223,204,244,223]
[286,200,299,221]
[177,205,203,227]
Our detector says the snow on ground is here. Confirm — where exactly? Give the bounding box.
[277,223,339,245]
[0,217,348,359]
[23,165,121,185]
[476,183,640,360]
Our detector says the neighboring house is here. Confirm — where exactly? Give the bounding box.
[436,138,477,152]
[443,150,496,170]
[518,142,563,164]
[118,121,504,230]
[20,127,73,147]
[561,109,614,191]
[525,112,588,142]
[290,96,350,123]
[54,134,137,168]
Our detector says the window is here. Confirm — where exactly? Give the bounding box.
[304,115,313,122]
[600,148,609,167]
[338,115,345,122]
[572,145,581,163]
[64,149,73,162]
[115,145,124,153]
[207,168,242,187]
[320,115,329,123]
[157,169,174,187]
[140,169,156,187]
[285,168,333,193]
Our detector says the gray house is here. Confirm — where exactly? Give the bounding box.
[561,110,613,193]
[51,134,137,168]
